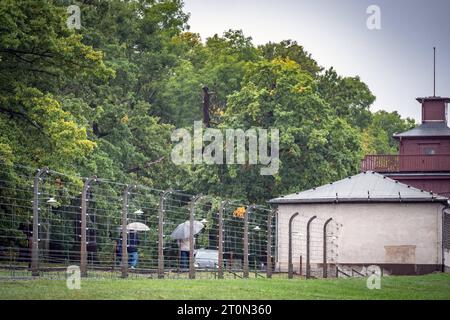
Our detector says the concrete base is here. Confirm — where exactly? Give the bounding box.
[275,262,444,276]
[338,263,442,276]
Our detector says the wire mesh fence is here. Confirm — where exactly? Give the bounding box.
[0,163,280,280]
[0,162,343,280]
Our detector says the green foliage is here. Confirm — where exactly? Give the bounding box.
[361,110,415,155]
[317,67,375,129]
[0,0,415,251]
[258,40,321,77]
[218,58,362,201]
[155,29,260,127]
[0,0,111,173]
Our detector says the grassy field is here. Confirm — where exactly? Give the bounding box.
[1,273,450,300]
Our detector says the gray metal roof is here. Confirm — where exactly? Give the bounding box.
[269,171,448,204]
[394,122,450,138]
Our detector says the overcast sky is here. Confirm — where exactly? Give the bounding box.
[183,0,450,123]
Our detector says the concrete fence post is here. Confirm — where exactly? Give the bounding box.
[306,215,317,279]
[158,189,172,279]
[80,176,97,277]
[323,218,333,278]
[189,194,203,279]
[121,185,137,278]
[288,212,299,279]
[243,205,255,278]
[31,167,49,277]
[266,208,276,278]
[218,200,228,279]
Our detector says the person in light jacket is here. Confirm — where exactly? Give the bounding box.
[178,237,195,270]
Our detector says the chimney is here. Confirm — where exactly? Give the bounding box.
[417,97,450,124]
[418,48,450,124]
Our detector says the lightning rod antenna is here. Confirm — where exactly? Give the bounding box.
[433,47,436,97]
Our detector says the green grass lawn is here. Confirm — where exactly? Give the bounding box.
[1,273,450,300]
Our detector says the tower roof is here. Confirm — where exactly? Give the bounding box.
[416,96,450,103]
[394,96,450,138]
[393,121,450,138]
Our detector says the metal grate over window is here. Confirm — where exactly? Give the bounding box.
[444,212,450,249]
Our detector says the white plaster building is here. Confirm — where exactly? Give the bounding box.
[269,171,450,275]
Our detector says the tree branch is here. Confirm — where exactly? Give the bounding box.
[0,48,54,58]
[126,156,165,173]
[0,106,43,130]
[92,122,110,138]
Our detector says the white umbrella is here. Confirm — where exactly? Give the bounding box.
[170,221,204,240]
[127,222,150,231]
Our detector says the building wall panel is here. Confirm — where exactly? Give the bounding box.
[276,202,444,274]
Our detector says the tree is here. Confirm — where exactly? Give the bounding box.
[0,0,415,209]
[362,110,415,155]
[0,0,418,260]
[188,58,363,202]
[258,40,321,77]
[317,67,375,129]
[155,30,261,127]
[0,0,111,173]
[55,0,189,185]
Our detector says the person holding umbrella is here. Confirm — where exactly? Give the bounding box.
[116,222,149,269]
[178,237,192,270]
[127,230,139,269]
[171,220,204,271]
[127,222,150,269]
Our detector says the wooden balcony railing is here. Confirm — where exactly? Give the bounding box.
[361,154,450,173]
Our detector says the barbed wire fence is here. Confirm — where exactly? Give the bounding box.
[0,162,279,280]
[0,162,343,280]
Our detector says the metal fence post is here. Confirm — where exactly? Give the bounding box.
[218,200,228,279]
[189,194,203,279]
[267,208,276,278]
[80,176,97,277]
[323,218,333,278]
[31,167,48,277]
[243,205,255,278]
[121,184,137,278]
[288,212,299,279]
[306,215,317,279]
[158,189,172,279]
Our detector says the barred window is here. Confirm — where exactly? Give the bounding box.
[444,213,450,249]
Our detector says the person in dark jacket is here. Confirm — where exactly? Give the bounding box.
[116,230,139,269]
[127,231,139,269]
[116,236,122,266]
